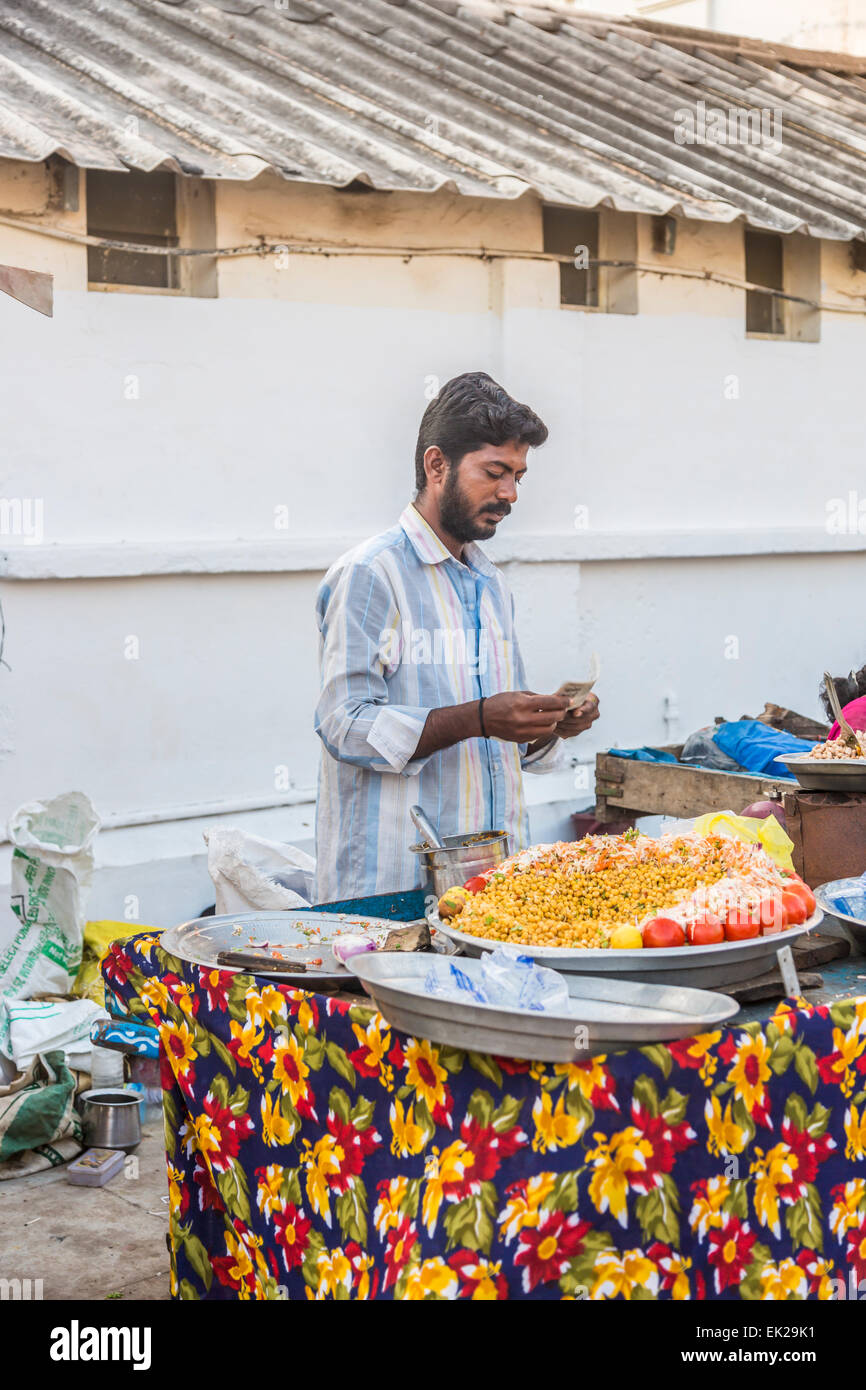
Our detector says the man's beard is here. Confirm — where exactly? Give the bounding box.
[439,464,511,543]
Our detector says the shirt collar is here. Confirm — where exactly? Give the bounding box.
[399,503,496,577]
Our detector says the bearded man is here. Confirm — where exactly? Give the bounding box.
[313,371,599,900]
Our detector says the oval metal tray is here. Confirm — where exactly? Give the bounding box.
[428,909,822,989]
[352,952,739,1062]
[774,754,866,792]
[160,910,411,987]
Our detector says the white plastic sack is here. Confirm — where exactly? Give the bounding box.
[203,827,315,915]
[2,792,100,1016]
[0,997,108,1072]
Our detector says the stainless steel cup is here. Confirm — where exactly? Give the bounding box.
[78,1088,142,1151]
[410,829,509,900]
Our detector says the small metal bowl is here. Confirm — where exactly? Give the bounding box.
[410,829,508,899]
[78,1088,142,1151]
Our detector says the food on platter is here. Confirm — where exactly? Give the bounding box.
[441,830,813,951]
[805,733,866,760]
[437,886,469,919]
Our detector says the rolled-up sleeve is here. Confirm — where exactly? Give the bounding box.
[315,560,435,776]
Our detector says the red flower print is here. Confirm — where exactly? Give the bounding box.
[449,1249,509,1300]
[102,946,134,988]
[192,1153,224,1212]
[440,1115,525,1198]
[515,1210,590,1293]
[776,1118,835,1202]
[494,1056,532,1075]
[707,1217,757,1293]
[273,1203,311,1271]
[627,1100,695,1191]
[383,1217,418,1290]
[196,1091,255,1173]
[846,1216,866,1284]
[199,967,230,1014]
[326,1112,381,1193]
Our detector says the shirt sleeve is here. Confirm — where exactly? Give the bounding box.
[314,559,435,776]
[510,592,566,775]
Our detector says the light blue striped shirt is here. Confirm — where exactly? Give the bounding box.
[314,504,562,901]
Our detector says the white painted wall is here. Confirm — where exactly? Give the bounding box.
[1,178,864,935]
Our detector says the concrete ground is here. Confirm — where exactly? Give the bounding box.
[0,1125,171,1301]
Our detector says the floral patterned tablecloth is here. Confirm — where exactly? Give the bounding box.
[103,933,866,1301]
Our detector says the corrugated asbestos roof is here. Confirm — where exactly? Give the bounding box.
[1,0,866,238]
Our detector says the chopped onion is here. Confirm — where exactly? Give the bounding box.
[332,933,378,964]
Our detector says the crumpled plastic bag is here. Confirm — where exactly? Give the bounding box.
[0,1049,81,1165]
[424,943,570,1013]
[1,793,100,1053]
[203,827,315,914]
[0,996,108,1072]
[690,810,795,872]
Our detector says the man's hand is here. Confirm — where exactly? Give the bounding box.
[554,692,600,739]
[483,691,570,743]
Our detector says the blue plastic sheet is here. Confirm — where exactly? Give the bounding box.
[712,720,812,776]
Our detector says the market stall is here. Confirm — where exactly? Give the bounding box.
[103,859,866,1301]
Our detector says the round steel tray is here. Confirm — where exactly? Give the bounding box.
[352,952,739,1062]
[427,908,822,989]
[774,754,866,792]
[161,910,412,987]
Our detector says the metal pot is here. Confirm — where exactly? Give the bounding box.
[409,829,508,900]
[78,1088,142,1151]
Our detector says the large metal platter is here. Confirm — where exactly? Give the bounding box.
[427,909,822,989]
[815,880,866,950]
[774,754,866,792]
[352,952,739,1062]
[161,910,423,987]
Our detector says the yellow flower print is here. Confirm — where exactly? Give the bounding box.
[390,1097,426,1157]
[461,1258,504,1300]
[751,1143,796,1239]
[256,1163,286,1217]
[825,1022,866,1098]
[498,1172,556,1243]
[401,1257,459,1301]
[131,934,161,962]
[352,1017,393,1088]
[159,1017,197,1084]
[688,1175,730,1240]
[554,1056,610,1099]
[141,978,172,1015]
[374,1176,410,1236]
[586,1128,651,1227]
[830,1179,866,1239]
[758,1257,808,1300]
[726,1034,772,1114]
[404,1038,448,1113]
[845,1103,866,1161]
[309,1247,353,1300]
[302,1134,342,1224]
[421,1142,473,1234]
[704,1093,747,1157]
[167,1163,185,1217]
[677,1031,722,1084]
[261,1091,295,1147]
[661,1252,691,1300]
[532,1091,582,1153]
[591,1248,658,1300]
[229,1016,265,1081]
[272,1033,309,1107]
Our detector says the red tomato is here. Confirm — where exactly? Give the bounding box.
[463,875,488,894]
[687,916,725,945]
[780,889,808,926]
[642,916,686,949]
[783,880,816,917]
[755,895,786,935]
[724,907,760,941]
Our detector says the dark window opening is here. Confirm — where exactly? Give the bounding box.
[543,206,599,307]
[745,229,784,335]
[87,170,178,289]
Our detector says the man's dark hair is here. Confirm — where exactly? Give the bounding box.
[414,372,548,492]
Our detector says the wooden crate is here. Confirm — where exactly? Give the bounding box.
[595,747,791,823]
